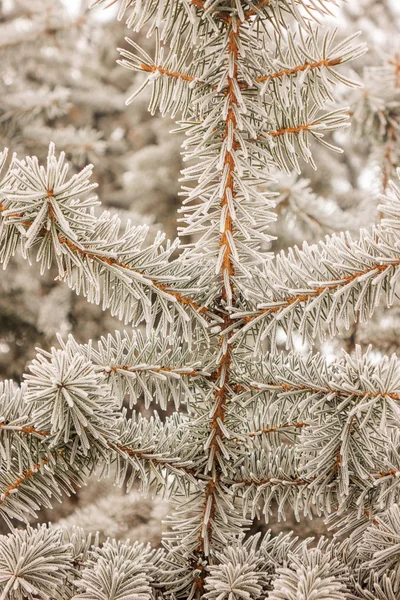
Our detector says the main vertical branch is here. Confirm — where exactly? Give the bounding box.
[220,28,239,302]
[194,23,241,589]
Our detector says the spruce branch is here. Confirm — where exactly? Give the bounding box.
[357,504,400,592]
[59,330,213,410]
[0,339,204,525]
[231,177,400,350]
[0,144,216,331]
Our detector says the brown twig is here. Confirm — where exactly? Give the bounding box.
[195,26,241,581]
[105,364,200,377]
[255,57,342,84]
[139,63,194,82]
[247,421,309,437]
[0,460,48,504]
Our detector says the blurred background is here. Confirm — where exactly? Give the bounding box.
[1,0,400,543]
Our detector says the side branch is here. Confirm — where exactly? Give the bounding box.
[113,442,198,478]
[0,203,209,317]
[229,195,400,343]
[242,379,400,403]
[255,57,342,84]
[0,421,197,479]
[241,259,399,327]
[104,364,203,378]
[266,123,320,138]
[233,467,400,488]
[246,422,309,438]
[57,234,209,315]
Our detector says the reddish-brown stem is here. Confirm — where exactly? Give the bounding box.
[219,30,239,296]
[140,63,194,82]
[0,460,48,504]
[255,57,342,84]
[195,27,240,577]
[105,364,200,377]
[247,421,309,437]
[0,423,48,436]
[266,122,318,137]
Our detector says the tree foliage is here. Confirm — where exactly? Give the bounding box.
[0,1,399,599]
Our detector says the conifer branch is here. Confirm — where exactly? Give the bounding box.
[0,459,48,505]
[238,255,400,326]
[231,189,400,348]
[0,203,209,316]
[0,147,217,332]
[242,378,400,403]
[0,421,197,480]
[56,233,209,315]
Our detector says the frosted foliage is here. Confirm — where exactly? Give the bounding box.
[269,543,348,600]
[74,540,154,600]
[25,348,120,451]
[0,1,400,600]
[204,547,266,600]
[0,525,72,600]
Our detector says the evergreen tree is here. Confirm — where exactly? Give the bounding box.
[1,1,400,599]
